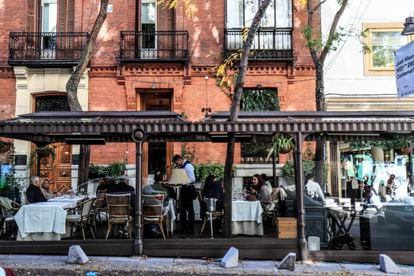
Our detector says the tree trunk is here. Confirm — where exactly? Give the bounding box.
[314,64,325,186]
[223,0,272,237]
[65,0,108,188]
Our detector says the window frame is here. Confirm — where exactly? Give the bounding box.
[363,22,411,76]
[225,0,292,29]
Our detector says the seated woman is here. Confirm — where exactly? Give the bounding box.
[40,179,59,200]
[249,174,272,208]
[199,175,224,220]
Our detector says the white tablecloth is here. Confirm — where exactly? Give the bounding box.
[232,200,264,236]
[164,199,176,234]
[47,196,86,209]
[14,202,69,240]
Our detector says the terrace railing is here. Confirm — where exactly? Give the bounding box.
[9,32,89,66]
[225,28,293,61]
[119,31,189,63]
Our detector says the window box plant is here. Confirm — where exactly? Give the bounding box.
[30,146,56,165]
[0,140,13,154]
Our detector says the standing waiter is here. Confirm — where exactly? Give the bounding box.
[172,154,197,235]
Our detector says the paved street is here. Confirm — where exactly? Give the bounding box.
[0,254,413,275]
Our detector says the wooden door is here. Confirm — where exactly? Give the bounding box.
[53,144,72,193]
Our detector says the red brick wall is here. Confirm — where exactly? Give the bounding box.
[0,0,319,166]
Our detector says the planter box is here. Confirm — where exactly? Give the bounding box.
[276,217,297,239]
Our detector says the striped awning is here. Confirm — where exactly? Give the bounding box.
[1,111,414,143]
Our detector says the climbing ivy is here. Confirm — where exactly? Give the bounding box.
[241,89,279,111]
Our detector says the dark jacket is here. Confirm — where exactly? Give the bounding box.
[26,184,47,203]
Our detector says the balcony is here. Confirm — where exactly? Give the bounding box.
[119,31,189,63]
[225,28,293,61]
[9,32,89,67]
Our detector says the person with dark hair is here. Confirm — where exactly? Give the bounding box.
[104,178,118,193]
[261,173,273,194]
[96,177,109,195]
[199,175,224,219]
[151,170,169,198]
[250,174,271,207]
[172,154,196,235]
[26,176,47,204]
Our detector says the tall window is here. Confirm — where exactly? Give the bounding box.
[141,0,156,49]
[363,23,410,76]
[226,0,292,28]
[240,88,279,163]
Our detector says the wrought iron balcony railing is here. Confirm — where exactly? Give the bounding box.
[225,28,293,61]
[9,32,89,66]
[119,31,189,63]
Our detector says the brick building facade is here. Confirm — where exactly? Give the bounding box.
[0,0,316,188]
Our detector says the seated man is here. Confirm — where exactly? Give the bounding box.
[26,176,47,203]
[152,171,169,199]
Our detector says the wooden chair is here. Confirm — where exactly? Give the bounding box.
[66,198,95,240]
[105,193,133,239]
[142,194,167,240]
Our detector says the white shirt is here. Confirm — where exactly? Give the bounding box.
[183,160,196,183]
[305,179,325,202]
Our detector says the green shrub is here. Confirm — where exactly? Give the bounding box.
[88,161,126,178]
[194,163,224,183]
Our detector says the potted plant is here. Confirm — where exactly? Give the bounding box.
[30,146,56,164]
[0,140,12,154]
[266,133,294,160]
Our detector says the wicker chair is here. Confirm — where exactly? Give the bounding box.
[105,193,133,239]
[66,198,95,240]
[93,192,108,228]
[142,194,167,240]
[0,197,19,239]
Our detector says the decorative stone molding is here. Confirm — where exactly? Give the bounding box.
[89,66,118,77]
[121,64,184,76]
[0,66,14,78]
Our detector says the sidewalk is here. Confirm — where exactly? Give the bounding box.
[0,254,413,275]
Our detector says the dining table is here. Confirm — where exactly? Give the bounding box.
[14,196,86,241]
[231,200,264,236]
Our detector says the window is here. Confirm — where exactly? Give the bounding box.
[240,88,279,163]
[241,88,279,111]
[35,95,70,112]
[363,23,410,76]
[226,0,292,28]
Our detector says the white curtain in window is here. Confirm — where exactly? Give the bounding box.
[276,0,292,28]
[261,0,275,27]
[227,0,244,28]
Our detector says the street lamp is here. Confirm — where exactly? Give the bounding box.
[402,16,414,35]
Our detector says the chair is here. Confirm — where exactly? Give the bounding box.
[142,194,167,240]
[200,198,223,239]
[262,201,278,227]
[0,197,19,239]
[105,193,133,239]
[93,192,108,227]
[66,198,95,240]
